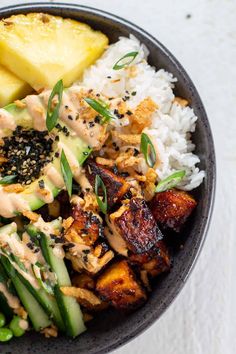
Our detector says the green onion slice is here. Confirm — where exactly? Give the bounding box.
[95,175,107,214]
[60,149,73,197]
[155,170,186,193]
[140,132,156,168]
[84,97,114,124]
[46,79,64,132]
[113,51,139,70]
[0,175,17,185]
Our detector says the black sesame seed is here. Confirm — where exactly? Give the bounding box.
[55,238,64,244]
[55,152,59,158]
[38,180,45,189]
[94,115,101,124]
[89,121,95,128]
[0,128,53,185]
[68,115,73,120]
[27,242,34,250]
[64,243,75,251]
[126,110,133,116]
[107,76,111,79]
[131,91,137,96]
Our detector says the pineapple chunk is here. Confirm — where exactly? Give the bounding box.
[0,13,108,91]
[0,65,32,107]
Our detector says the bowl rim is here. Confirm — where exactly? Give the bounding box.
[0,2,216,353]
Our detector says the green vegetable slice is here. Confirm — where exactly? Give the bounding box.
[140,132,156,168]
[113,51,139,70]
[84,97,114,124]
[95,175,107,214]
[155,170,186,192]
[60,149,73,197]
[0,175,17,185]
[46,79,63,132]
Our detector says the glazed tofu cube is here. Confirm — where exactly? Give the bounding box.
[149,189,197,232]
[96,260,146,310]
[86,160,130,209]
[110,198,163,254]
[130,240,171,277]
[65,205,102,246]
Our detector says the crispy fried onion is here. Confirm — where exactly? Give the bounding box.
[60,286,102,307]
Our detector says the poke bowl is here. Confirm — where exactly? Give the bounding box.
[0,3,215,353]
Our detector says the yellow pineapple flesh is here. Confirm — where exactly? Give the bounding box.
[0,65,32,107]
[0,13,108,91]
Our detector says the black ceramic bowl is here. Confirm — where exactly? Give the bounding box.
[0,3,215,354]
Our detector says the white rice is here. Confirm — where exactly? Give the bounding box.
[79,35,205,191]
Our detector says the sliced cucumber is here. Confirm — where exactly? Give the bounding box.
[0,223,64,331]
[16,272,64,331]
[1,256,51,331]
[28,224,86,337]
[0,263,14,319]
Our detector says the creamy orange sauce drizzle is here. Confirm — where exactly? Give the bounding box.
[0,282,20,309]
[44,164,64,189]
[0,109,16,137]
[0,188,30,218]
[0,85,107,217]
[25,95,46,131]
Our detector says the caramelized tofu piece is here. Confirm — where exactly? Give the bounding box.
[72,273,95,290]
[149,189,197,232]
[111,198,163,254]
[130,240,171,277]
[96,260,146,310]
[65,205,102,246]
[86,160,130,208]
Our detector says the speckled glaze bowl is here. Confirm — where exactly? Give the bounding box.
[0,3,216,353]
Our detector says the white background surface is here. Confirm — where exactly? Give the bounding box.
[0,0,235,353]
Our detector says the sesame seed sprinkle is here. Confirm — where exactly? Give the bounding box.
[0,127,53,185]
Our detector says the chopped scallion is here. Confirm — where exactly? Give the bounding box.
[46,79,63,132]
[155,170,186,193]
[95,175,107,214]
[113,51,139,70]
[60,149,73,197]
[140,132,156,168]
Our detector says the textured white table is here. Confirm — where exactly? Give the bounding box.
[0,0,235,353]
